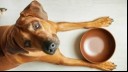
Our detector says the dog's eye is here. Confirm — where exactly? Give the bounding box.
[33,22,41,30]
[24,40,31,48]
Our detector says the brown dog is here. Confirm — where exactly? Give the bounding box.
[0,1,116,71]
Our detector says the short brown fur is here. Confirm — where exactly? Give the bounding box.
[0,1,116,71]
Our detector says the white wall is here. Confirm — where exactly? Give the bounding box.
[0,0,127,71]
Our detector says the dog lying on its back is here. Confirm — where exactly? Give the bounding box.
[0,0,116,71]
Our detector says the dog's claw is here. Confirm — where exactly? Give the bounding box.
[111,19,114,22]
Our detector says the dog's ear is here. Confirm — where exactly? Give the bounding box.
[20,0,48,20]
[5,27,28,55]
[6,38,28,55]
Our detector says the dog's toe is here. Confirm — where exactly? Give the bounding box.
[93,17,114,27]
[96,61,117,71]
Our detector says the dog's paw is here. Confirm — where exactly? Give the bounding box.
[95,61,117,71]
[92,17,113,27]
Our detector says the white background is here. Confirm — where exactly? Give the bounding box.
[0,0,127,71]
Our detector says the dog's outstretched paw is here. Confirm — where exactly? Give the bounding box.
[92,16,113,28]
[95,61,117,71]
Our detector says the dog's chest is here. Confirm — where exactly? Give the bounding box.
[24,51,47,57]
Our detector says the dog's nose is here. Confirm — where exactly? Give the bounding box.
[48,43,56,52]
[43,42,57,55]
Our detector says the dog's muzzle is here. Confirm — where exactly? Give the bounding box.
[42,41,59,55]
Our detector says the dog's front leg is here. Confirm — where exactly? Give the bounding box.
[56,17,113,32]
[59,57,116,71]
[40,49,116,71]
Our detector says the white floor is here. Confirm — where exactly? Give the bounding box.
[0,0,127,71]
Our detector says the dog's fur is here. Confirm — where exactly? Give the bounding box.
[0,1,116,71]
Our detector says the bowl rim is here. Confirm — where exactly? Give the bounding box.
[80,28,116,63]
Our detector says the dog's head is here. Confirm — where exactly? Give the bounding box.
[8,1,60,55]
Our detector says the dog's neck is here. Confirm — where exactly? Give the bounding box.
[0,26,21,66]
[0,26,15,56]
[1,25,28,56]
